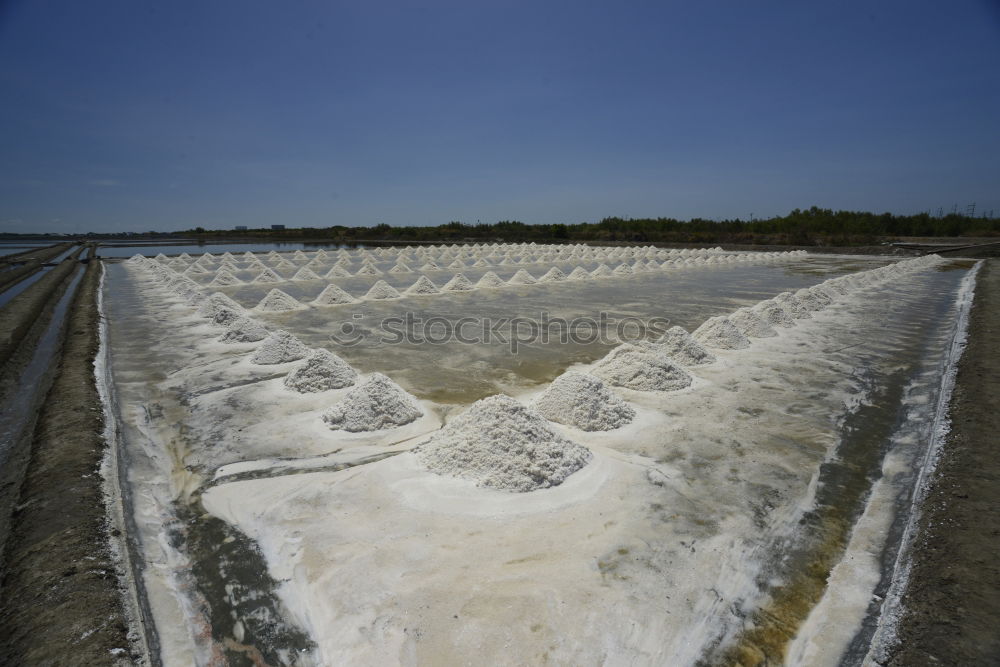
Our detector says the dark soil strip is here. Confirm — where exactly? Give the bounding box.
[885,259,1000,665]
[0,248,84,368]
[0,259,136,665]
[0,243,76,292]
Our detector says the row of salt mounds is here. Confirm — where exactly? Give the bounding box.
[220,316,269,343]
[593,344,693,391]
[322,373,421,431]
[645,326,715,365]
[535,372,635,431]
[692,316,752,350]
[255,288,306,312]
[415,394,593,492]
[285,349,358,392]
[251,330,310,364]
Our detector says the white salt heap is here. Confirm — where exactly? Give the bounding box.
[592,344,693,391]
[793,288,825,311]
[324,265,352,278]
[196,292,244,326]
[404,276,440,295]
[322,373,422,432]
[355,263,382,276]
[475,272,506,289]
[250,330,310,364]
[253,268,283,283]
[210,270,242,286]
[774,292,811,319]
[648,326,716,366]
[567,267,591,281]
[693,316,752,350]
[415,394,592,492]
[751,300,795,328]
[591,264,613,277]
[441,273,475,291]
[291,267,321,281]
[313,284,358,305]
[538,267,566,282]
[284,349,357,392]
[728,307,777,338]
[508,269,536,285]
[535,372,635,431]
[219,316,269,343]
[256,288,304,312]
[364,280,401,300]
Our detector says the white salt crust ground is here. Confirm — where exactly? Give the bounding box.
[111,252,954,665]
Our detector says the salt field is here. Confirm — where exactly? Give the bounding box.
[98,244,979,665]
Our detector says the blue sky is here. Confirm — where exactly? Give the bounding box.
[1,0,998,233]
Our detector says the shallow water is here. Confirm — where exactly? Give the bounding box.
[101,251,974,665]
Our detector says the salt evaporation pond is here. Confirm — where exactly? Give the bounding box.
[99,244,978,665]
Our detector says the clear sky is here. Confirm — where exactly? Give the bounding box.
[1,0,998,233]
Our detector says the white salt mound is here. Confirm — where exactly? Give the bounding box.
[364,280,401,300]
[322,373,421,432]
[256,288,304,312]
[355,263,382,276]
[538,267,566,282]
[253,268,283,283]
[508,269,536,285]
[250,330,310,364]
[793,288,825,311]
[284,349,357,392]
[535,372,635,431]
[415,394,592,492]
[648,326,716,365]
[692,316,751,350]
[291,267,321,281]
[591,264,613,277]
[196,293,244,326]
[220,316,269,343]
[751,300,795,328]
[313,284,359,305]
[774,292,812,319]
[728,307,777,338]
[441,273,475,291]
[405,276,440,295]
[475,271,506,289]
[593,344,693,391]
[420,262,440,271]
[566,267,590,280]
[324,265,352,278]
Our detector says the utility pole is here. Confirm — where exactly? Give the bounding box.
[966,203,976,217]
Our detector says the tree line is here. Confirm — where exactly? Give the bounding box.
[179,206,998,245]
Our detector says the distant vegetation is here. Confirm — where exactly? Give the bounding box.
[179,207,1000,246]
[3,207,997,245]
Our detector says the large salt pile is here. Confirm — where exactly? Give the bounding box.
[355,263,382,276]
[284,349,358,392]
[313,284,359,305]
[420,261,440,271]
[538,267,566,282]
[324,265,352,278]
[692,316,751,350]
[591,264,613,278]
[648,326,716,366]
[291,267,321,281]
[475,271,506,289]
[196,292,244,326]
[250,330,310,364]
[508,269,536,285]
[389,262,412,274]
[404,276,440,295]
[322,373,422,432]
[593,344,693,391]
[253,268,283,283]
[219,316,269,343]
[751,300,795,328]
[364,280,401,300]
[415,394,592,492]
[441,273,475,292]
[773,292,811,319]
[793,288,825,311]
[728,307,777,338]
[535,372,635,431]
[566,266,591,281]
[256,288,305,312]
[210,270,243,286]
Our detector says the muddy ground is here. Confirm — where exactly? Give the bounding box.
[885,258,1000,666]
[0,259,135,665]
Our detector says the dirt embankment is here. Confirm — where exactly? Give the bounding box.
[0,248,84,368]
[0,259,135,665]
[886,259,1000,665]
[0,243,76,292]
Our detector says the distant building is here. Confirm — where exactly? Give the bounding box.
[271,224,285,231]
[234,225,248,231]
